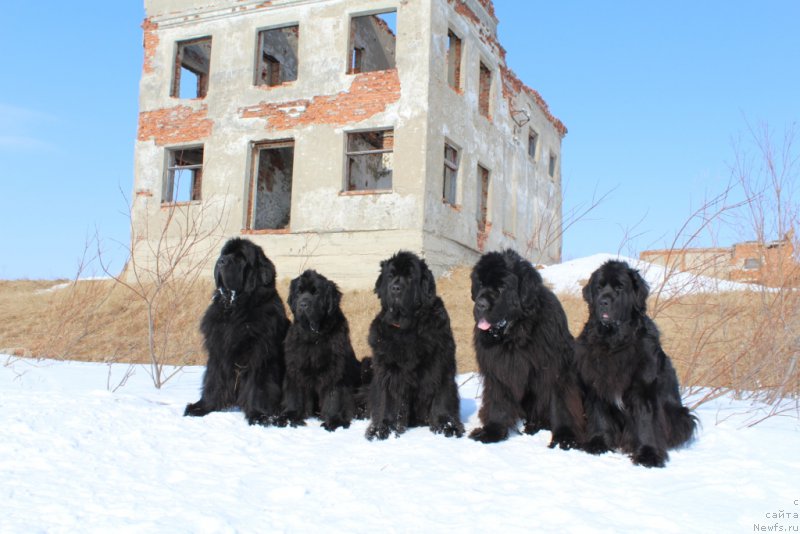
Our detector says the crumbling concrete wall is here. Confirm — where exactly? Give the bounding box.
[421,0,565,274]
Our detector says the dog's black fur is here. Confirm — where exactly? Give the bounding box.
[365,251,464,440]
[184,238,288,425]
[470,249,585,448]
[282,269,366,431]
[576,260,697,467]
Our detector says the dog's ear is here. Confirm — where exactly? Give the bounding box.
[628,266,649,313]
[470,268,480,301]
[374,259,387,297]
[213,257,223,289]
[327,280,342,316]
[518,263,542,313]
[582,269,599,305]
[287,276,299,311]
[249,245,275,292]
[419,259,437,305]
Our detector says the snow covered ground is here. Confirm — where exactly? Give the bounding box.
[540,253,761,297]
[1,356,798,533]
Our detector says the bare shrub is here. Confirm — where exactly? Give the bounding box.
[99,191,228,388]
[526,180,613,264]
[646,122,799,419]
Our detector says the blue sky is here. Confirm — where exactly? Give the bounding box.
[1,1,798,279]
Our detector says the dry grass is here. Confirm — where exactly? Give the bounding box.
[2,270,798,402]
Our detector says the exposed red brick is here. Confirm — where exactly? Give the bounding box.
[478,62,492,118]
[448,0,504,61]
[241,69,401,130]
[447,0,564,136]
[135,189,154,197]
[477,0,497,20]
[477,222,493,252]
[138,105,213,146]
[141,18,159,75]
[500,67,567,137]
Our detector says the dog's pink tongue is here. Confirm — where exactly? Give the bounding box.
[477,319,492,331]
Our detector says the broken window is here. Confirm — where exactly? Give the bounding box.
[478,61,492,117]
[172,37,212,99]
[247,140,294,230]
[446,30,462,90]
[743,257,761,270]
[348,11,396,74]
[528,129,539,160]
[164,146,203,203]
[443,143,459,205]
[346,129,394,191]
[548,151,557,178]
[256,25,299,86]
[477,164,490,232]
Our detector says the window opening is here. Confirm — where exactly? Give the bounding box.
[164,146,204,203]
[348,11,396,73]
[345,129,394,191]
[248,141,294,230]
[172,37,211,98]
[256,26,299,86]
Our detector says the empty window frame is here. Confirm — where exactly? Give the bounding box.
[247,140,294,230]
[256,25,299,86]
[548,151,557,178]
[172,37,212,99]
[743,257,761,270]
[528,129,539,160]
[478,61,492,117]
[477,164,490,232]
[348,11,396,74]
[164,146,203,203]
[346,129,394,191]
[443,143,459,205]
[446,30,462,90]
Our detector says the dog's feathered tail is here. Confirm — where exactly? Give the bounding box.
[354,357,374,419]
[665,403,699,449]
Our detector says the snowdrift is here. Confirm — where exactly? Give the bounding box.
[540,253,762,297]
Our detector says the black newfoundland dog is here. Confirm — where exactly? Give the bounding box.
[365,251,464,440]
[184,238,288,426]
[577,260,697,467]
[282,269,366,431]
[470,249,585,448]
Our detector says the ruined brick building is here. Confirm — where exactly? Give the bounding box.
[640,233,800,287]
[132,0,566,287]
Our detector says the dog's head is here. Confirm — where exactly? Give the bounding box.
[374,251,436,329]
[213,238,276,304]
[582,260,648,328]
[471,249,542,337]
[287,270,342,334]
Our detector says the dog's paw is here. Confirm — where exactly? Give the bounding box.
[632,445,667,468]
[523,421,544,436]
[247,412,282,427]
[365,422,392,441]
[183,402,208,417]
[549,428,578,450]
[431,418,464,438]
[585,435,611,455]
[322,418,350,432]
[469,424,508,444]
